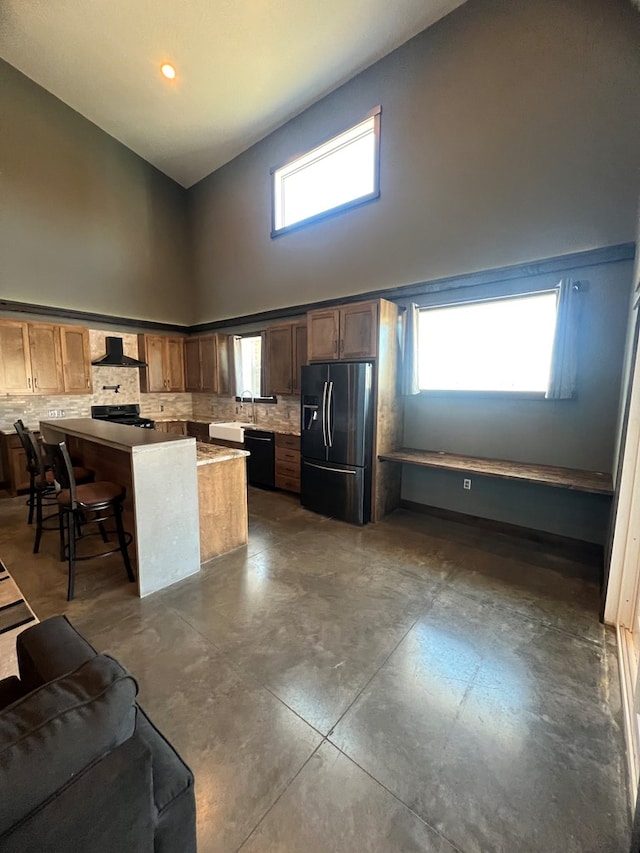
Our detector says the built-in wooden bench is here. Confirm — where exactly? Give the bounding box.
[378,449,614,496]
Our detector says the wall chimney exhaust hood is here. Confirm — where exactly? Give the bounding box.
[91,337,147,368]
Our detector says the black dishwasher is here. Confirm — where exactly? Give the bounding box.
[244,430,275,488]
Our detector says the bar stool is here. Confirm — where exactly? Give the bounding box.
[44,441,135,601]
[27,431,94,556]
[13,420,41,525]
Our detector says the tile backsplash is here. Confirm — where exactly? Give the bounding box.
[0,327,296,430]
[192,394,300,432]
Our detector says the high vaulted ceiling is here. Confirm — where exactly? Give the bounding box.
[0,0,467,188]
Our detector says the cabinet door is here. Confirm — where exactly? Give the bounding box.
[266,325,293,395]
[292,322,308,395]
[184,338,202,392]
[139,335,166,392]
[165,338,185,392]
[167,421,187,435]
[214,334,232,396]
[0,321,32,393]
[9,445,30,494]
[339,302,378,359]
[60,326,92,394]
[29,323,63,394]
[200,337,217,393]
[307,309,339,361]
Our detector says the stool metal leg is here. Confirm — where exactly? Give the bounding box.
[33,485,43,554]
[27,471,35,525]
[58,507,65,562]
[115,505,135,583]
[67,510,76,602]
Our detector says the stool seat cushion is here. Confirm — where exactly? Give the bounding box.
[57,481,125,509]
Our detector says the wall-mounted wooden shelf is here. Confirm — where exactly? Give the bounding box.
[378,449,613,496]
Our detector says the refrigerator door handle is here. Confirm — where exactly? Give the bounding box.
[303,460,357,475]
[321,380,329,447]
[327,381,334,447]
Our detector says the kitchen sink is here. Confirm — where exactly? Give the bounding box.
[208,421,254,442]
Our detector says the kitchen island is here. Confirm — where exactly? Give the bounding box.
[196,442,249,562]
[39,418,248,597]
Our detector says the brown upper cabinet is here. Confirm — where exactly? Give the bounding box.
[184,334,232,395]
[138,334,185,393]
[59,326,92,394]
[265,321,307,395]
[307,301,378,362]
[0,320,69,395]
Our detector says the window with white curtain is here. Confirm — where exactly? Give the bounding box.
[418,291,559,393]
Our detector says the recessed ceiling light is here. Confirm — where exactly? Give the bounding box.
[161,63,176,80]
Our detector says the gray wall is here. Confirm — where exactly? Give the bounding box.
[401,258,632,543]
[190,0,640,323]
[0,60,194,325]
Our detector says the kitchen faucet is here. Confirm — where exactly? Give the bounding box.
[239,389,256,425]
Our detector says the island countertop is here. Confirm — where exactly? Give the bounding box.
[39,418,193,453]
[196,442,250,466]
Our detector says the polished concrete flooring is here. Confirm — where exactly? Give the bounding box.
[0,487,631,852]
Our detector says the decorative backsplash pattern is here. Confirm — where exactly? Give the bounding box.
[0,327,294,430]
[192,394,300,432]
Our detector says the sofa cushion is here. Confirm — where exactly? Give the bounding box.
[0,736,155,853]
[0,654,137,836]
[16,615,97,693]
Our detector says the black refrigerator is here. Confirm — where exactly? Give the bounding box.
[300,362,373,525]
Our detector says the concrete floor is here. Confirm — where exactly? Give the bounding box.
[0,487,631,852]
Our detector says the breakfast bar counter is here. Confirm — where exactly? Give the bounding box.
[39,418,200,597]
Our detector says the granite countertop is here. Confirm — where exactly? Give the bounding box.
[152,417,301,437]
[38,418,195,453]
[1,419,301,438]
[196,442,250,466]
[151,417,211,424]
[1,423,41,435]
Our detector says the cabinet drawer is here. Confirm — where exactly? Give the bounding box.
[275,473,300,493]
[275,433,300,451]
[276,446,300,465]
[276,459,300,479]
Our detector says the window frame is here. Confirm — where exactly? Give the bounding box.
[415,289,559,398]
[232,332,277,403]
[270,106,382,238]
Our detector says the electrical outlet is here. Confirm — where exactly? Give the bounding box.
[463,478,472,490]
[160,404,164,412]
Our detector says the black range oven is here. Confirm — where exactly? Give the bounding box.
[91,404,155,429]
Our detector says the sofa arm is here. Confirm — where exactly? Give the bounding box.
[135,706,197,853]
[0,654,137,837]
[16,616,97,693]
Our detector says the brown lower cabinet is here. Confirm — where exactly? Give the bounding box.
[155,421,187,436]
[275,433,300,493]
[1,432,34,495]
[186,422,211,442]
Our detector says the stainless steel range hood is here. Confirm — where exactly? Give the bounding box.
[91,337,147,368]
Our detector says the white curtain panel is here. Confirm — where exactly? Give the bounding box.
[546,278,580,400]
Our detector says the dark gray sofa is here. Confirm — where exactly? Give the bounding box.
[0,615,196,852]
